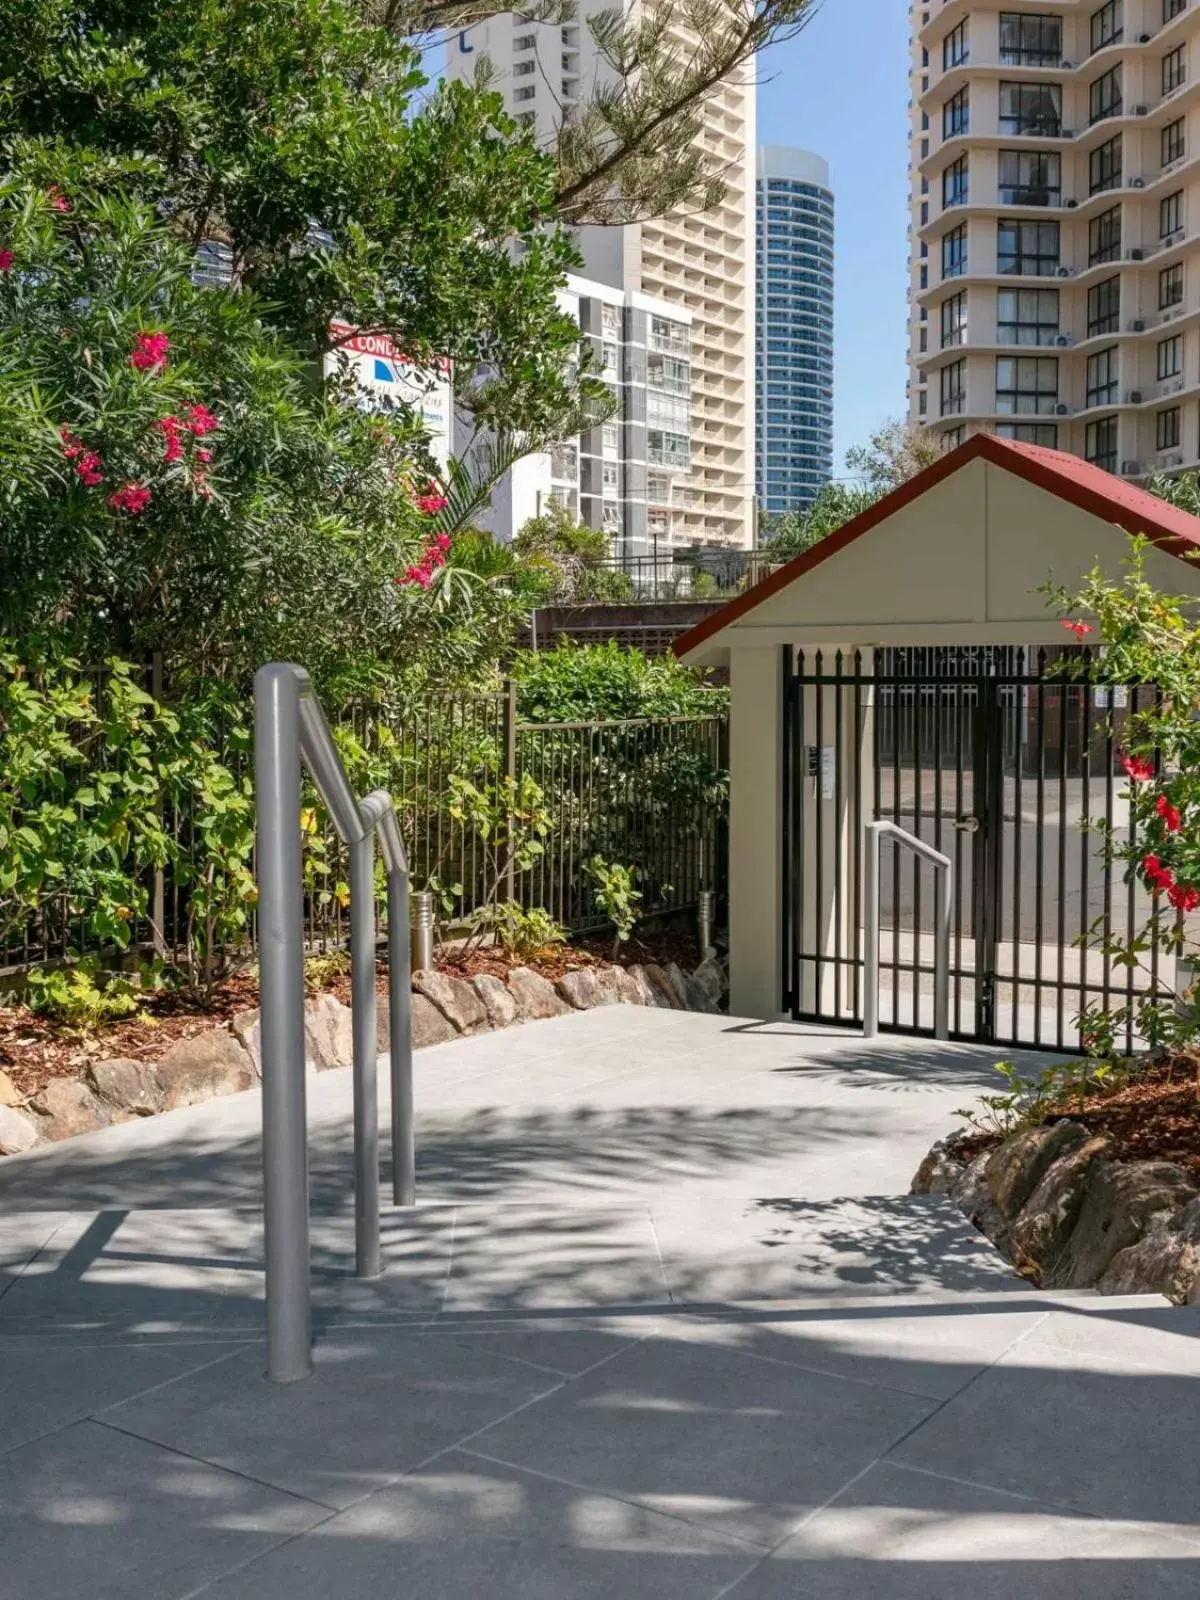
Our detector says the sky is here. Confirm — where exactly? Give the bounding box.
[756,0,912,472]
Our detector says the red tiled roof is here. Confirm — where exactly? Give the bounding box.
[673,432,1200,660]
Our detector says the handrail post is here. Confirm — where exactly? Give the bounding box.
[864,819,951,1044]
[255,665,312,1383]
[350,824,381,1279]
[388,864,414,1206]
[935,847,951,1042]
[864,823,881,1040]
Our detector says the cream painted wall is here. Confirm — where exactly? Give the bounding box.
[728,648,784,1020]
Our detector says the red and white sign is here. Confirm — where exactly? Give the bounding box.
[327,322,452,468]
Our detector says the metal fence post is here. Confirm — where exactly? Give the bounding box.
[254,665,312,1383]
[349,823,380,1280]
[864,823,881,1040]
[502,677,518,903]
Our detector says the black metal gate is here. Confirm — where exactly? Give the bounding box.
[782,646,1164,1052]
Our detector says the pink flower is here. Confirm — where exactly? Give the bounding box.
[75,450,103,486]
[415,493,448,515]
[155,415,184,463]
[1143,853,1175,892]
[0,249,13,273]
[130,331,170,372]
[59,425,82,460]
[48,188,69,213]
[1061,619,1093,638]
[1156,793,1182,832]
[1168,882,1200,912]
[108,482,151,514]
[1122,754,1155,783]
[196,448,212,463]
[184,403,219,437]
[435,532,451,552]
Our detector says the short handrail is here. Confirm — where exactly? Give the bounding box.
[255,663,415,1384]
[863,820,951,1043]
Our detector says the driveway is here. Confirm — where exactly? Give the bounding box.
[1,1008,1197,1597]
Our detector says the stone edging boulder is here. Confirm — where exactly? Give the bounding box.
[0,954,728,1156]
[913,1123,1200,1304]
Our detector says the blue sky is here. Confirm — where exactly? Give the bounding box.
[757,0,911,471]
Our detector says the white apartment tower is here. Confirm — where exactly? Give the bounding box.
[450,8,756,548]
[910,0,1200,478]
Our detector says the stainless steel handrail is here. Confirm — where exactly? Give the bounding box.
[255,663,415,1383]
[863,820,952,1043]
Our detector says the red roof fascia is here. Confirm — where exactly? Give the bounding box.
[673,433,1200,660]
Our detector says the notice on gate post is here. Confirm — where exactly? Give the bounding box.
[807,745,836,800]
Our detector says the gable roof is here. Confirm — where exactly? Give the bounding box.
[673,432,1200,661]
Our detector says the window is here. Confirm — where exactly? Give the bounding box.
[1163,45,1187,96]
[1157,406,1182,450]
[943,425,965,447]
[515,110,536,127]
[997,422,1059,445]
[999,82,1061,137]
[997,288,1060,344]
[998,149,1061,205]
[513,59,535,76]
[944,86,969,138]
[1085,415,1119,470]
[1163,118,1185,168]
[514,33,536,49]
[1089,65,1122,124]
[941,291,967,347]
[601,462,620,493]
[944,19,968,68]
[942,222,967,279]
[1089,205,1122,264]
[997,219,1059,275]
[943,155,969,207]
[1090,1,1123,54]
[1086,346,1119,407]
[549,441,577,480]
[940,359,966,416]
[1088,275,1121,334]
[996,355,1058,413]
[646,431,690,469]
[1165,0,1186,19]
[1090,134,1123,195]
[999,13,1062,66]
[602,422,620,451]
[1160,262,1184,308]
[513,84,536,101]
[1161,190,1183,238]
[1158,333,1183,379]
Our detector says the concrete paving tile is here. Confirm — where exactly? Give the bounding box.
[202,1449,760,1600]
[0,1210,84,1296]
[100,1330,561,1511]
[432,1322,656,1376]
[0,1417,325,1600]
[1021,1302,1200,1377]
[725,1461,1200,1598]
[466,1331,937,1549]
[889,1337,1200,1530]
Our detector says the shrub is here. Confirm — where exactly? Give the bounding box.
[511,641,726,722]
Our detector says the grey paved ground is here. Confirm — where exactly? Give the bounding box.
[1,1008,1198,1597]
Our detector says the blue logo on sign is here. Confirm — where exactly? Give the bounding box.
[373,358,396,383]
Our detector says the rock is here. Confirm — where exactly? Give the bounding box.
[911,1139,967,1197]
[506,966,571,1020]
[153,1029,256,1111]
[665,962,692,1009]
[985,1121,1089,1221]
[0,1068,21,1108]
[594,966,623,1005]
[691,957,727,1007]
[303,993,354,1071]
[629,965,668,1007]
[613,966,646,1006]
[410,992,458,1048]
[0,1103,40,1155]
[684,972,719,1013]
[643,963,682,1009]
[472,973,518,1029]
[414,970,488,1034]
[87,1058,160,1118]
[951,1151,1011,1254]
[231,1009,262,1077]
[557,967,604,1010]
[1010,1134,1111,1282]
[32,1077,109,1141]
[1048,1158,1198,1290]
[1098,1197,1200,1303]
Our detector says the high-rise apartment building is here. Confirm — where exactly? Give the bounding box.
[909,0,1200,478]
[449,8,755,548]
[756,146,835,514]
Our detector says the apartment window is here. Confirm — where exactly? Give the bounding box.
[998,149,1061,205]
[513,59,535,76]
[999,81,1062,136]
[601,462,620,493]
[1158,333,1183,379]
[922,201,930,225]
[1089,65,1122,124]
[941,290,967,348]
[997,422,1059,445]
[1161,190,1183,237]
[514,33,536,49]
[1163,117,1185,168]
[1086,346,1119,407]
[515,110,536,127]
[602,422,620,452]
[942,222,968,279]
[1160,262,1184,308]
[997,288,1060,344]
[943,155,969,207]
[919,390,929,416]
[944,86,969,139]
[1089,205,1122,264]
[1163,44,1187,96]
[1090,1,1123,54]
[513,85,536,101]
[1165,0,1186,18]
[646,430,690,469]
[1088,275,1121,334]
[999,13,1062,67]
[940,358,966,416]
[997,219,1059,275]
[1089,134,1123,195]
[943,19,968,69]
[1157,406,1182,450]
[996,355,1059,413]
[943,425,965,447]
[1085,415,1119,470]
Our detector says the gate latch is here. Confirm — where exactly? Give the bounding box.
[954,814,980,834]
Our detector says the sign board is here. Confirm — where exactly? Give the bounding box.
[807,745,836,800]
[326,322,452,469]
